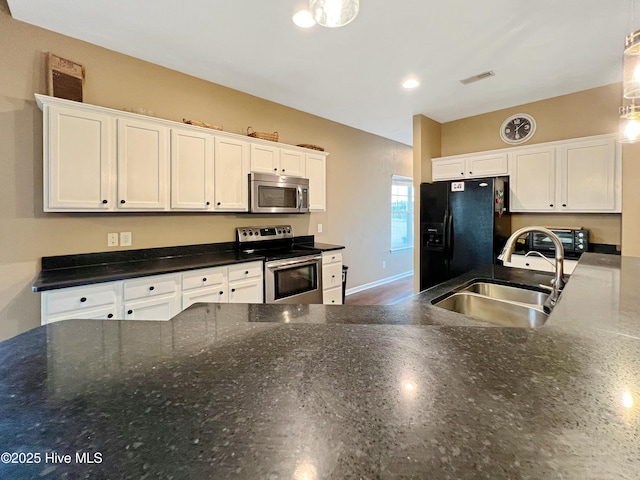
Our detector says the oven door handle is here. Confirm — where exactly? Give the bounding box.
[266,255,322,270]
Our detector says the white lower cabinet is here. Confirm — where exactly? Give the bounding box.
[322,251,343,305]
[123,273,181,321]
[228,262,263,303]
[41,282,122,324]
[41,261,264,325]
[181,266,228,309]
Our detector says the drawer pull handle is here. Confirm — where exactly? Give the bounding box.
[245,271,249,275]
[107,314,113,319]
[206,201,210,206]
[102,199,108,204]
[331,300,335,303]
[219,291,224,295]
[120,199,126,204]
[217,202,221,206]
[80,297,87,302]
[149,286,155,291]
[231,288,236,292]
[549,204,554,207]
[127,309,133,315]
[562,203,567,207]
[203,278,207,282]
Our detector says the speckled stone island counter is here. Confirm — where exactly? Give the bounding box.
[2,253,639,479]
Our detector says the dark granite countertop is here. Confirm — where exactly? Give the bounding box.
[32,239,345,292]
[6,253,639,478]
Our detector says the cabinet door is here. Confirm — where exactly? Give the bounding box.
[124,293,180,321]
[229,278,263,303]
[280,149,306,177]
[467,153,508,178]
[559,137,618,212]
[46,105,115,210]
[306,153,327,211]
[431,157,466,181]
[250,143,280,174]
[44,305,120,325]
[182,287,228,310]
[117,118,169,210]
[171,128,214,210]
[214,137,250,211]
[509,147,556,212]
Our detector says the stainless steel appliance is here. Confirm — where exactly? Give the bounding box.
[249,173,309,214]
[237,225,323,304]
[523,228,588,257]
[419,178,511,291]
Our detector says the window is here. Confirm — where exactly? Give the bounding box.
[391,175,414,252]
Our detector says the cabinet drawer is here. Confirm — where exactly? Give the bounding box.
[323,263,343,289]
[322,251,342,265]
[182,266,226,291]
[44,282,120,316]
[228,261,263,282]
[123,274,179,301]
[323,286,342,305]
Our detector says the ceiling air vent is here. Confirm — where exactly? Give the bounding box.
[459,71,495,85]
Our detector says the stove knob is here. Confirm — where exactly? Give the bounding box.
[578,244,584,249]
[578,232,584,238]
[249,231,253,236]
[286,227,291,233]
[242,230,247,237]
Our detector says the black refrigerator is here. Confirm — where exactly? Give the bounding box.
[419,178,511,291]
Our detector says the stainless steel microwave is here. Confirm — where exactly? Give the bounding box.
[249,172,309,214]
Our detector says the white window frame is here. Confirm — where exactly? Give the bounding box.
[390,175,414,253]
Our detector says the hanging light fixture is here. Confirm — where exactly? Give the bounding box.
[624,31,640,99]
[620,103,640,143]
[310,0,359,28]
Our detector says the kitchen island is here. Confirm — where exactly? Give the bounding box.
[2,253,639,479]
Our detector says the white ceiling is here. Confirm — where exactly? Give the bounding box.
[7,0,636,145]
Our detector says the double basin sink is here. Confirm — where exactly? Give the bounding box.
[432,280,551,328]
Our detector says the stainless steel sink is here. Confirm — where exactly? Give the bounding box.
[460,281,549,306]
[432,281,550,328]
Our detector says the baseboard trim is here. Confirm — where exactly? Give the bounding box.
[345,271,413,296]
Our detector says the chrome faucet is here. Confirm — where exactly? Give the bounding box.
[498,226,566,313]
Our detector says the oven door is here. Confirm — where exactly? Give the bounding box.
[265,255,323,304]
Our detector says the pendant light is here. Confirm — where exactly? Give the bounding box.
[310,0,359,28]
[620,0,640,142]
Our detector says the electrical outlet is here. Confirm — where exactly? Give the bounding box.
[120,231,132,247]
[107,233,119,247]
[318,223,323,233]
[382,261,386,269]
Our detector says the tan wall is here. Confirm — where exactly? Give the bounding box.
[412,115,441,292]
[0,7,413,340]
[440,84,624,247]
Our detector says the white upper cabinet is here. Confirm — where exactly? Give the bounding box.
[510,135,620,213]
[170,128,214,210]
[306,152,327,211]
[37,94,328,213]
[44,104,115,211]
[558,136,618,212]
[117,118,170,210]
[509,146,557,212]
[214,136,250,211]
[250,144,306,177]
[432,152,508,181]
[279,148,306,177]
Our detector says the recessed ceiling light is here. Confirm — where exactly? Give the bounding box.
[292,10,316,28]
[402,79,420,89]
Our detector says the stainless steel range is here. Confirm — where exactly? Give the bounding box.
[237,225,323,304]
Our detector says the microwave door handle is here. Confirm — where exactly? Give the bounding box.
[297,186,303,212]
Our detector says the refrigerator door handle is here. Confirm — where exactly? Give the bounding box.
[445,212,454,260]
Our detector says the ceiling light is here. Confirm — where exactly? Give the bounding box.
[292,9,316,28]
[310,0,359,28]
[402,79,420,89]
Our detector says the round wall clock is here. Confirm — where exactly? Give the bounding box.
[500,113,536,144]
